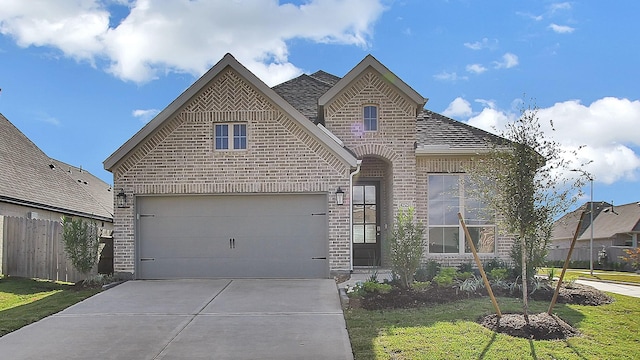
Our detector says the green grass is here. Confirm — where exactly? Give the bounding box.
[345,294,640,359]
[539,268,640,284]
[0,277,100,337]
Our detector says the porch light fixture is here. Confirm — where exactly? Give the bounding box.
[336,187,345,206]
[116,189,128,208]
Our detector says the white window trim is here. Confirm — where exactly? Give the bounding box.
[427,173,497,255]
[214,123,247,151]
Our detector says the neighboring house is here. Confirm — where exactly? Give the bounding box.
[104,53,512,279]
[0,114,114,224]
[549,201,640,264]
[1,112,114,277]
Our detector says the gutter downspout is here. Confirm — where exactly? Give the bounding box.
[349,159,363,272]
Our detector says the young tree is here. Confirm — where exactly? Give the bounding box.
[62,216,101,277]
[469,102,583,321]
[388,207,425,289]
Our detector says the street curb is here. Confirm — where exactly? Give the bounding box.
[576,277,640,287]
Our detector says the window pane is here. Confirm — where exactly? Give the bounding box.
[365,224,377,243]
[364,205,376,223]
[363,106,377,131]
[353,225,364,243]
[215,124,229,150]
[429,227,459,253]
[353,205,364,223]
[233,124,247,149]
[352,186,364,204]
[464,226,496,253]
[364,185,376,204]
[428,175,460,225]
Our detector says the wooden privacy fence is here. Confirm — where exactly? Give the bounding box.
[0,216,89,283]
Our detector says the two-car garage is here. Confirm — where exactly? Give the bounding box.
[136,194,329,279]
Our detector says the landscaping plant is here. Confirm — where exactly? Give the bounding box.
[62,216,101,277]
[620,247,640,271]
[388,207,425,288]
[468,101,584,321]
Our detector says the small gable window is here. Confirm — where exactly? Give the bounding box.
[363,105,378,131]
[215,123,247,150]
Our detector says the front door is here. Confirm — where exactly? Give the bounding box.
[352,182,380,266]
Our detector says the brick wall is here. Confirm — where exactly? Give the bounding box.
[111,68,352,275]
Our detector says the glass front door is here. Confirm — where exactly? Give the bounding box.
[352,182,380,266]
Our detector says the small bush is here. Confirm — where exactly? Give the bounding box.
[388,207,425,288]
[457,261,473,273]
[488,268,508,281]
[362,281,392,294]
[621,248,640,271]
[456,271,474,281]
[485,258,509,272]
[458,275,484,293]
[415,260,440,282]
[411,281,431,291]
[433,267,457,287]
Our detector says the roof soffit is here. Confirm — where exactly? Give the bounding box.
[104,54,357,171]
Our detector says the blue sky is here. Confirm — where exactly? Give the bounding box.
[1,0,638,209]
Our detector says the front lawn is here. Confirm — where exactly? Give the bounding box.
[345,293,639,359]
[0,277,100,337]
[539,268,640,284]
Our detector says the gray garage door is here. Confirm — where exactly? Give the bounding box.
[136,194,328,279]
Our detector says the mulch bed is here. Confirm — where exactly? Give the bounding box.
[480,312,580,340]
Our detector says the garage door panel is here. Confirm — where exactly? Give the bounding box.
[137,194,328,279]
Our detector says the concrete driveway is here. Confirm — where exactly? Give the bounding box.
[0,279,353,360]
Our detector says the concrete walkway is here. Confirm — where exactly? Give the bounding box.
[0,279,353,360]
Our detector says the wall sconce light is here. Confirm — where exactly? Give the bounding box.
[336,187,345,206]
[116,189,128,208]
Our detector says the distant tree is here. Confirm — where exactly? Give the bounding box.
[468,101,584,321]
[62,216,101,277]
[388,207,425,289]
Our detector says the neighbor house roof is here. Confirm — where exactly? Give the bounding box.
[104,53,358,171]
[272,73,335,124]
[578,202,640,240]
[0,113,113,221]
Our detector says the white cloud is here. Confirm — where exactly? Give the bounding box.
[550,2,572,13]
[433,71,468,82]
[442,97,473,118]
[493,52,519,69]
[132,108,160,123]
[463,37,498,50]
[461,97,640,185]
[466,63,487,74]
[0,0,386,85]
[548,23,575,34]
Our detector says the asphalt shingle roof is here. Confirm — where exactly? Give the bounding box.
[417,110,506,149]
[273,72,502,149]
[0,113,113,220]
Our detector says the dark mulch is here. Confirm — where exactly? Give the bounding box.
[357,282,613,311]
[530,283,614,306]
[480,312,580,340]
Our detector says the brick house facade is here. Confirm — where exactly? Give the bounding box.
[104,54,512,279]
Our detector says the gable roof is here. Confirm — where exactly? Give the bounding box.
[317,54,427,119]
[0,113,113,221]
[104,53,358,171]
[578,202,640,240]
[416,110,509,154]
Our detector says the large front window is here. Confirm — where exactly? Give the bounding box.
[428,174,496,254]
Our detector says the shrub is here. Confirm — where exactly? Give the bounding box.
[433,267,457,287]
[484,258,508,272]
[621,248,640,271]
[411,281,431,291]
[388,207,425,288]
[362,281,392,294]
[458,275,484,293]
[457,261,473,273]
[456,271,474,281]
[62,216,101,276]
[488,268,508,281]
[415,260,440,282]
